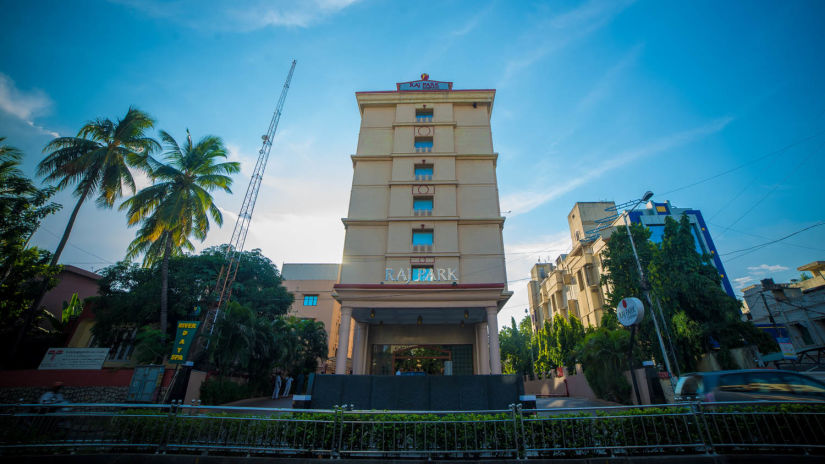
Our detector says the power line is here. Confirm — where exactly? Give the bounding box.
[721,221,825,258]
[707,221,825,253]
[659,129,825,196]
[37,227,115,265]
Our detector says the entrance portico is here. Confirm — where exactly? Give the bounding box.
[333,283,508,375]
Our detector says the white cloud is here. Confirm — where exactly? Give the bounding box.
[500,117,733,216]
[733,276,756,289]
[746,264,789,274]
[110,0,360,31]
[0,72,59,137]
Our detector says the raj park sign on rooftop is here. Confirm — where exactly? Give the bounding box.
[397,73,452,91]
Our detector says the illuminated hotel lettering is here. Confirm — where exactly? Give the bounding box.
[385,267,458,282]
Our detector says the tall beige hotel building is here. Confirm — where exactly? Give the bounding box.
[332,75,512,376]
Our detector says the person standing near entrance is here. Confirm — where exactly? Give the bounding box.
[272,371,282,399]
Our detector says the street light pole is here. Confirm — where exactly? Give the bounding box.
[525,308,536,379]
[622,206,676,381]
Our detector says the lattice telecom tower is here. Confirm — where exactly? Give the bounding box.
[202,60,297,342]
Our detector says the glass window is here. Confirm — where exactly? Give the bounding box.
[414,137,433,153]
[414,164,433,178]
[647,224,705,255]
[412,266,434,282]
[794,323,815,345]
[412,230,433,246]
[413,197,433,212]
[415,108,433,122]
[303,295,318,306]
[677,375,703,396]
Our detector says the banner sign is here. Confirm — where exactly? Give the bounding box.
[170,321,200,363]
[397,74,452,91]
[38,347,110,370]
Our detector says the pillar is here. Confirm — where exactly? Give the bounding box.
[351,322,365,375]
[486,306,502,374]
[335,307,352,374]
[475,322,490,374]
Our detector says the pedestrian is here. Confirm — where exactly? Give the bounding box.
[272,371,282,399]
[283,375,294,398]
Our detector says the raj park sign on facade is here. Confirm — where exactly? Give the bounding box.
[397,73,453,91]
[385,267,458,282]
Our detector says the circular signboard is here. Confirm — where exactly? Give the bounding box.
[617,297,645,327]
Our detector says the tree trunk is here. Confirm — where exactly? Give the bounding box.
[50,186,90,266]
[160,231,172,341]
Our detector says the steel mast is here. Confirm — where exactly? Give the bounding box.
[202,60,296,343]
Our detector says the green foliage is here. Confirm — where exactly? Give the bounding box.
[133,325,169,364]
[577,327,632,404]
[599,215,778,374]
[199,377,252,405]
[89,246,293,344]
[207,304,328,393]
[0,137,62,353]
[499,316,533,375]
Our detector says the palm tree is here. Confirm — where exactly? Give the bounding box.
[37,107,159,266]
[121,129,239,338]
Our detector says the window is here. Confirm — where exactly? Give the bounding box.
[303,295,318,306]
[414,164,433,180]
[793,323,815,345]
[413,197,433,216]
[411,266,434,281]
[412,230,433,246]
[415,108,433,122]
[102,326,137,361]
[577,270,585,290]
[414,137,433,153]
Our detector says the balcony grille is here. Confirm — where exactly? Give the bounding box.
[414,174,433,181]
[415,146,432,153]
[413,209,433,216]
[413,245,433,253]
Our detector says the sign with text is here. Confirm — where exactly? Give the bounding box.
[169,321,200,363]
[397,79,452,91]
[617,297,645,327]
[385,267,458,282]
[38,347,110,370]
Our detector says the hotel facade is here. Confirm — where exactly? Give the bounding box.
[332,75,512,375]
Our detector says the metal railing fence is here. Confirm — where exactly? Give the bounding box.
[1,401,824,459]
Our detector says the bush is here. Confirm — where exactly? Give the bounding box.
[199,377,252,405]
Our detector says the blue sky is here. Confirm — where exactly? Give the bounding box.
[1,0,824,327]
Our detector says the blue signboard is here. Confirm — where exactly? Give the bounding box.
[397,74,452,91]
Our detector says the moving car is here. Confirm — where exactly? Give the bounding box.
[674,369,825,402]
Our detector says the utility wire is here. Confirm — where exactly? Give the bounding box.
[659,129,825,196]
[721,222,825,257]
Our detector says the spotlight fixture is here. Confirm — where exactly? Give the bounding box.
[417,315,423,325]
[460,320,465,328]
[463,310,469,319]
[370,310,375,319]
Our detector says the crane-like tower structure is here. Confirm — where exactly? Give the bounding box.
[202,60,297,342]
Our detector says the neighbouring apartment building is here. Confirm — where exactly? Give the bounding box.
[281,263,352,372]
[741,261,825,355]
[528,200,731,330]
[331,74,512,375]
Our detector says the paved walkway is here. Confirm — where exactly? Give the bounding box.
[536,396,620,409]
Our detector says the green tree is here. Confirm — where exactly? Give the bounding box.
[1,137,62,362]
[38,107,159,266]
[578,327,632,404]
[120,129,239,338]
[90,247,293,345]
[499,316,532,375]
[647,215,776,370]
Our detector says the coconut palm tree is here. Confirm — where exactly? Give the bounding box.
[37,107,159,266]
[121,129,239,338]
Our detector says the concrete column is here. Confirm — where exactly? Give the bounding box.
[336,307,353,374]
[486,307,502,374]
[351,322,364,375]
[475,322,490,374]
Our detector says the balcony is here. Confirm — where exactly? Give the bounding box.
[413,209,433,217]
[414,146,432,153]
[414,174,433,181]
[412,245,433,253]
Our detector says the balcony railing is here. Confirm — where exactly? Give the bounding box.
[415,146,433,153]
[412,245,433,253]
[413,209,433,217]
